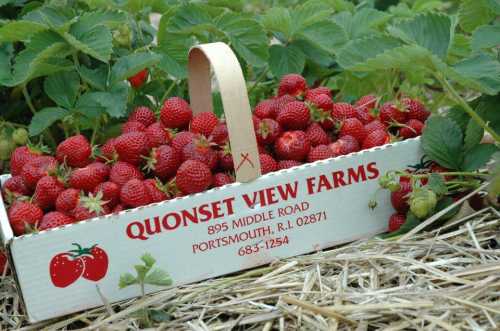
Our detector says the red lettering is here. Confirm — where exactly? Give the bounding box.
[145,217,161,235]
[242,192,258,207]
[332,171,346,188]
[347,165,367,184]
[265,187,279,205]
[367,162,379,179]
[162,213,181,230]
[317,174,332,192]
[181,208,198,226]
[277,181,299,200]
[222,197,235,215]
[306,177,316,195]
[198,203,212,222]
[211,201,223,219]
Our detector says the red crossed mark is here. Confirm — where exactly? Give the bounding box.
[235,153,255,171]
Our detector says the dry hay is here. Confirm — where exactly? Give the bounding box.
[1,207,499,330]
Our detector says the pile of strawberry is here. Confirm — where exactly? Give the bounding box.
[1,73,429,237]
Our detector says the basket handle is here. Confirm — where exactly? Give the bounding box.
[188,42,261,182]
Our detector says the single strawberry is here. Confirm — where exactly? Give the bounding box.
[364,120,387,136]
[2,176,30,203]
[254,99,276,119]
[128,69,148,89]
[38,211,74,231]
[278,74,307,97]
[259,153,278,174]
[399,119,424,139]
[128,106,156,127]
[160,97,193,129]
[305,123,330,147]
[145,122,173,149]
[355,95,377,110]
[402,98,430,122]
[176,160,212,194]
[391,180,412,213]
[10,146,44,176]
[332,103,357,122]
[379,102,407,125]
[56,135,92,168]
[93,181,120,209]
[122,121,146,134]
[72,192,110,221]
[252,115,262,130]
[362,130,391,149]
[255,118,282,145]
[8,201,43,235]
[339,118,367,143]
[308,94,335,130]
[276,101,310,130]
[271,94,296,116]
[190,111,219,137]
[114,131,150,165]
[109,161,144,187]
[144,178,169,203]
[56,188,81,214]
[171,131,196,153]
[355,107,375,124]
[98,138,117,162]
[21,156,58,189]
[112,204,125,213]
[278,160,302,170]
[213,173,234,187]
[69,163,108,192]
[274,131,311,161]
[120,179,152,208]
[305,87,331,100]
[329,135,360,156]
[145,145,182,180]
[308,144,334,162]
[33,176,65,210]
[182,136,218,170]
[388,213,406,232]
[210,123,229,146]
[218,144,234,171]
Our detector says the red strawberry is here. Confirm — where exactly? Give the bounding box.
[278,160,302,170]
[362,130,391,149]
[128,69,148,89]
[388,213,406,232]
[10,146,43,176]
[210,123,229,146]
[144,179,168,203]
[112,204,124,213]
[69,163,108,192]
[278,74,307,97]
[402,98,430,122]
[2,176,30,202]
[329,135,360,156]
[122,121,146,134]
[399,119,424,139]
[308,144,333,162]
[305,123,330,147]
[109,161,144,187]
[213,173,234,187]
[391,180,412,213]
[172,131,196,153]
[89,162,110,180]
[114,131,149,165]
[145,145,182,180]
[190,111,219,137]
[254,99,275,119]
[128,106,156,127]
[308,93,332,111]
[56,188,81,213]
[355,107,375,124]
[308,94,335,130]
[256,118,282,145]
[259,153,278,174]
[355,95,377,110]
[305,87,331,100]
[160,97,193,129]
[21,156,58,189]
[93,182,120,209]
[218,145,234,171]
[176,160,212,194]
[364,120,386,135]
[72,193,110,221]
[276,101,310,130]
[8,201,43,235]
[56,135,92,168]
[99,138,117,162]
[39,211,74,231]
[379,102,407,124]
[339,118,367,143]
[33,176,65,210]
[120,179,152,208]
[182,136,218,170]
[332,103,357,122]
[145,122,173,149]
[271,94,296,116]
[274,131,311,161]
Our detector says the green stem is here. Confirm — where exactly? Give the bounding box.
[160,81,177,104]
[90,118,100,147]
[435,73,500,143]
[248,66,269,94]
[1,120,28,129]
[22,84,37,115]
[398,171,489,178]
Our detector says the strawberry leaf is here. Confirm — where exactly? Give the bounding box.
[118,272,138,289]
[458,0,495,33]
[462,143,499,171]
[144,268,172,287]
[471,24,500,51]
[44,70,80,109]
[0,20,48,42]
[28,107,68,136]
[452,53,500,95]
[110,52,161,86]
[269,44,305,78]
[464,119,484,152]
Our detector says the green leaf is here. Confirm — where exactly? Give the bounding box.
[216,13,268,67]
[28,107,68,136]
[269,44,305,78]
[452,53,500,95]
[75,92,105,120]
[0,43,13,84]
[65,25,113,63]
[141,253,156,268]
[459,0,495,33]
[474,94,500,134]
[144,268,172,286]
[291,0,332,32]
[134,264,149,282]
[447,33,471,64]
[471,24,500,51]
[422,116,464,170]
[110,52,161,85]
[23,6,72,28]
[79,64,108,91]
[44,70,80,109]
[166,3,214,35]
[291,39,333,66]
[464,120,484,152]
[350,8,391,39]
[426,173,448,196]
[462,144,499,171]
[73,9,127,31]
[446,107,470,132]
[85,82,129,118]
[297,20,348,53]
[0,20,48,42]
[260,7,292,40]
[119,272,138,289]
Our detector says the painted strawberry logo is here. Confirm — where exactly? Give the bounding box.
[49,243,108,288]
